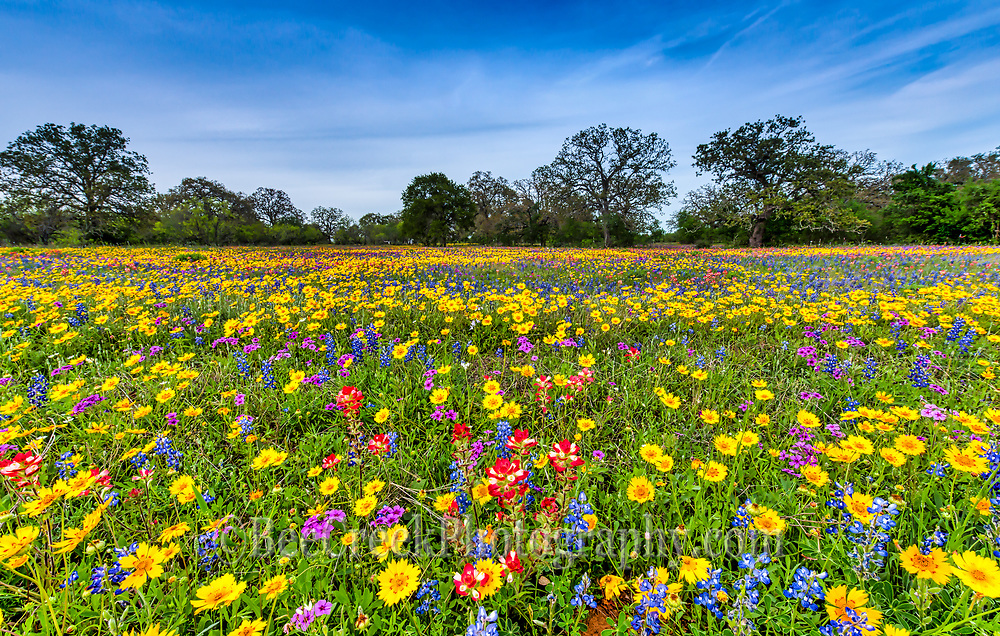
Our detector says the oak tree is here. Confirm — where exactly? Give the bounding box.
[546,124,675,247]
[0,123,153,241]
[693,115,864,247]
[399,173,475,246]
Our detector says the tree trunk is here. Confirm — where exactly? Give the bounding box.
[749,207,774,248]
[749,218,766,248]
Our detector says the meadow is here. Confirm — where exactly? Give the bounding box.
[1,244,1000,636]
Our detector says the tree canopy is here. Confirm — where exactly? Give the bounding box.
[0,122,153,241]
[161,177,256,221]
[546,124,675,247]
[399,173,475,246]
[957,178,1000,241]
[250,187,304,226]
[2,120,997,248]
[693,115,866,247]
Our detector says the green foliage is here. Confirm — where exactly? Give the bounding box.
[0,122,153,242]
[547,124,676,247]
[680,137,1000,247]
[3,120,994,250]
[956,178,1000,241]
[250,187,305,226]
[886,164,961,241]
[692,115,868,247]
[399,172,476,245]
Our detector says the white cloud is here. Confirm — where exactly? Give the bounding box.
[1,1,998,220]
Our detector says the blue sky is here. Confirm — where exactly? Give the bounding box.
[2,1,999,220]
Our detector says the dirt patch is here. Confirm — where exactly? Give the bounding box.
[583,599,625,636]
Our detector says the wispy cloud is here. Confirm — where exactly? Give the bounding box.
[704,1,789,68]
[0,1,997,217]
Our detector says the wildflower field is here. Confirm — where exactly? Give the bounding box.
[3,245,1000,636]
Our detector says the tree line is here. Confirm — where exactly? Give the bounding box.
[677,116,1000,247]
[0,119,997,248]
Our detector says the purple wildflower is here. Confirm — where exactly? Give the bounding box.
[371,505,406,528]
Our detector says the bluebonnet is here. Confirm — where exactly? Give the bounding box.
[783,566,828,611]
[59,570,79,589]
[570,573,597,609]
[414,579,441,615]
[153,436,183,470]
[364,325,379,351]
[379,432,400,458]
[465,607,499,636]
[233,351,250,380]
[452,492,472,515]
[732,499,753,529]
[102,491,120,508]
[894,338,908,356]
[889,319,905,341]
[234,414,255,441]
[68,302,87,327]
[926,463,948,477]
[494,421,513,459]
[822,354,839,375]
[983,441,1000,493]
[728,553,772,635]
[908,354,930,388]
[826,483,898,581]
[958,327,976,354]
[261,359,276,389]
[311,367,331,385]
[946,317,965,342]
[88,544,137,594]
[470,531,494,560]
[563,492,594,551]
[129,451,150,472]
[56,451,78,480]
[196,524,229,570]
[820,606,879,636]
[632,567,670,635]
[862,358,878,380]
[921,528,948,553]
[28,374,49,408]
[977,495,1000,558]
[447,459,467,490]
[694,568,728,620]
[350,336,365,362]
